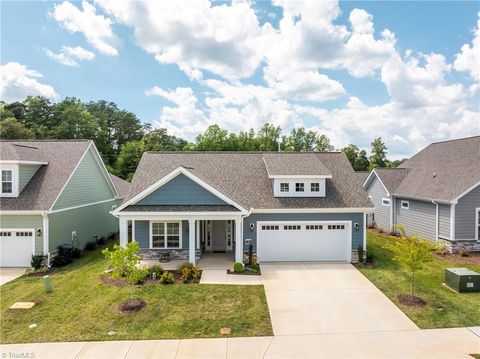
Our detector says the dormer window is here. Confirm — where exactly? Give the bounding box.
[311,183,320,192]
[295,183,305,192]
[280,183,289,192]
[1,170,13,194]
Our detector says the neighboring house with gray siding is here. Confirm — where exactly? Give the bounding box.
[363,136,480,252]
[0,140,129,267]
[113,152,373,265]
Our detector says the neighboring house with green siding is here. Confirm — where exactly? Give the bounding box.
[0,140,130,267]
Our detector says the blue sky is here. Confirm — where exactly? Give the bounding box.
[1,0,479,158]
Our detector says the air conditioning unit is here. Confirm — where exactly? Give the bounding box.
[445,268,480,293]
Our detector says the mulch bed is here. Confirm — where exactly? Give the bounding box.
[118,299,147,313]
[101,274,130,287]
[227,266,261,276]
[435,252,480,266]
[368,228,395,238]
[101,270,202,286]
[397,294,426,307]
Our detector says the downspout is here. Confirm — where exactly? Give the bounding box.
[432,200,439,241]
[42,212,50,267]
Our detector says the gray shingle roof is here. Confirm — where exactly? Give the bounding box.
[125,152,372,210]
[263,153,331,176]
[109,173,131,198]
[393,136,480,201]
[0,140,92,211]
[355,171,370,186]
[373,168,409,194]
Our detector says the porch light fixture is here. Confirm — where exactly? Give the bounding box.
[249,223,255,232]
[354,223,359,231]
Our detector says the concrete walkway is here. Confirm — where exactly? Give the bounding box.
[200,269,262,285]
[0,267,26,286]
[1,328,479,358]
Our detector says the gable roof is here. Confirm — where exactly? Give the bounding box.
[263,153,331,177]
[369,168,409,194]
[123,152,372,210]
[393,136,480,202]
[109,174,131,198]
[0,140,117,211]
[355,171,370,186]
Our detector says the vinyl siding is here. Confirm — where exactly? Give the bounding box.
[243,212,364,252]
[18,165,41,193]
[438,204,451,239]
[365,176,391,230]
[395,198,436,240]
[136,174,228,206]
[48,199,119,251]
[455,184,480,239]
[0,214,43,254]
[53,148,115,210]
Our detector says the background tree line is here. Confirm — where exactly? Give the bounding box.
[0,96,405,180]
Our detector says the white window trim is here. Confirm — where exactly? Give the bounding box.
[476,207,480,241]
[280,182,289,192]
[0,165,19,197]
[401,200,410,209]
[149,221,182,249]
[310,182,320,192]
[382,197,391,206]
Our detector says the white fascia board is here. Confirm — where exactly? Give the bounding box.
[251,207,372,214]
[0,160,48,165]
[392,193,451,205]
[0,210,46,215]
[362,170,375,188]
[370,169,390,196]
[450,180,480,204]
[268,175,333,179]
[113,167,248,215]
[48,198,117,214]
[89,142,120,198]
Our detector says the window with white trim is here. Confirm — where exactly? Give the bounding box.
[152,222,180,248]
[280,183,289,192]
[295,183,305,192]
[1,169,13,194]
[382,198,391,206]
[401,200,409,209]
[310,182,320,192]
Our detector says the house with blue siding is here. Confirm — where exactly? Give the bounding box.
[363,136,480,252]
[0,140,129,267]
[112,152,373,264]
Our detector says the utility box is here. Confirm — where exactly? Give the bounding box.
[445,268,480,293]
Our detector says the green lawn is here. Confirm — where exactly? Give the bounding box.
[358,232,480,329]
[0,245,272,344]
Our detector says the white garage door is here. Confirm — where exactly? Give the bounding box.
[257,222,351,262]
[0,229,34,267]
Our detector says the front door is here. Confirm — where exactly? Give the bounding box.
[212,221,227,252]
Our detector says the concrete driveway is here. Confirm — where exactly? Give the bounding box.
[0,267,25,286]
[261,262,418,335]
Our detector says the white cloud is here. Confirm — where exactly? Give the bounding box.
[96,0,264,80]
[454,12,480,81]
[0,62,59,103]
[349,9,374,34]
[51,1,118,56]
[45,45,95,66]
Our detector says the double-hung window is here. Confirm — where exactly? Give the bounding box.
[1,169,13,194]
[295,183,305,192]
[280,183,289,192]
[152,222,181,249]
[310,183,320,192]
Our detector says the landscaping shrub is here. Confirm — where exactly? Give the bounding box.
[180,267,193,283]
[30,254,45,270]
[51,254,71,267]
[177,262,194,272]
[160,271,174,284]
[96,236,107,246]
[108,232,116,240]
[357,246,364,263]
[248,243,254,267]
[84,241,97,251]
[459,246,470,257]
[233,262,244,273]
[366,252,374,263]
[129,268,149,284]
[191,267,201,283]
[72,247,82,258]
[102,242,140,279]
[148,265,164,279]
[434,241,449,256]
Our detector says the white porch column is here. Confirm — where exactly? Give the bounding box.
[189,219,196,265]
[119,218,128,247]
[235,218,243,263]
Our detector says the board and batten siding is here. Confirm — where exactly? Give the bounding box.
[243,212,364,253]
[0,214,43,254]
[395,198,436,240]
[133,219,192,249]
[365,176,391,230]
[52,148,115,210]
[136,174,228,206]
[48,200,119,251]
[19,165,41,193]
[455,184,480,240]
[438,204,451,239]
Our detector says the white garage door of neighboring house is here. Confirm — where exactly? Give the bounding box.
[257,221,351,262]
[0,229,35,267]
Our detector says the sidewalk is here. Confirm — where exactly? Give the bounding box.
[1,327,479,359]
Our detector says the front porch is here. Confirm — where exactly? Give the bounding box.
[119,214,244,265]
